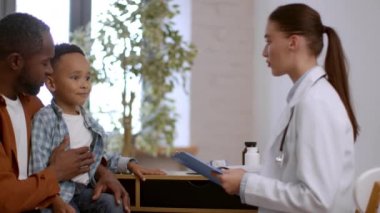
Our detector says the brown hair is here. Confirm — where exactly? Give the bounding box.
[269,3,359,140]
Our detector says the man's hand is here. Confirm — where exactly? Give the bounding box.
[51,195,75,213]
[127,161,166,181]
[215,168,246,195]
[93,165,130,213]
[49,136,94,181]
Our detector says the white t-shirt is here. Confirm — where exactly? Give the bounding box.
[2,95,28,180]
[63,113,92,185]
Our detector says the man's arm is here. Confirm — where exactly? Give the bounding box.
[93,164,131,213]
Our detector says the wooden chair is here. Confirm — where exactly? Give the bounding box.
[366,181,380,213]
[354,167,380,213]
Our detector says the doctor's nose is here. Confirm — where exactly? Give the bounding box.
[262,45,268,58]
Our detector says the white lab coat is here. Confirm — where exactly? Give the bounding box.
[240,66,355,213]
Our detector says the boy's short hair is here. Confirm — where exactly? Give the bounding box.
[0,13,50,59]
[51,43,85,68]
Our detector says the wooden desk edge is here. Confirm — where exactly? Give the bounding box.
[131,206,257,213]
[115,173,208,181]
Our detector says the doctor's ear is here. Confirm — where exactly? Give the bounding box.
[45,75,56,92]
[288,34,300,50]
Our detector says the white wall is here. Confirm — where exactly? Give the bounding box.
[251,0,380,176]
[191,0,255,165]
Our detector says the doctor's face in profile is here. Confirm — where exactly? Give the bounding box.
[262,21,293,77]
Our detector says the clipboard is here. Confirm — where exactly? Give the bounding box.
[172,151,222,185]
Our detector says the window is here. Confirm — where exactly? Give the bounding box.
[16,0,70,106]
[15,0,191,147]
[89,0,142,135]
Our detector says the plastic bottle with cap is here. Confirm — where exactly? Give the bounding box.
[244,142,260,172]
[242,141,256,165]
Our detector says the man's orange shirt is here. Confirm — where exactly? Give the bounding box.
[0,94,59,212]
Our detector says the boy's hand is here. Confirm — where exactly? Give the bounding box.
[49,136,94,181]
[93,165,131,213]
[127,162,166,181]
[51,196,75,213]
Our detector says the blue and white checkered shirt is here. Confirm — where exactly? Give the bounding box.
[29,99,128,203]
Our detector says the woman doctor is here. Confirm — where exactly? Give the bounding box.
[216,3,359,213]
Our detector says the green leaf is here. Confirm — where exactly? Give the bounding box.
[74,0,198,156]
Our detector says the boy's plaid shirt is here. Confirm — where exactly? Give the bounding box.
[29,99,114,203]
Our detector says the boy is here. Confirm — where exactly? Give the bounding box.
[30,43,165,212]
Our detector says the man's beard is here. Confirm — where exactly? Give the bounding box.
[18,70,41,96]
[22,81,41,95]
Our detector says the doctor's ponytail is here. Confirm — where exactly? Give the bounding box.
[324,26,359,140]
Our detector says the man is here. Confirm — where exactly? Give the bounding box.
[0,13,130,212]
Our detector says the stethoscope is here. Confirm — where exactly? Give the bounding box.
[275,107,294,166]
[274,74,326,166]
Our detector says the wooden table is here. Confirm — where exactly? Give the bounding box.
[116,171,257,213]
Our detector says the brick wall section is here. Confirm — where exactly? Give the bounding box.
[190,0,255,164]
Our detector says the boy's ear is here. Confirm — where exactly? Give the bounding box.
[45,75,56,92]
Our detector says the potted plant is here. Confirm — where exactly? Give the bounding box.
[72,0,197,156]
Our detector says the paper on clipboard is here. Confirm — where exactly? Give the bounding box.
[172,152,222,185]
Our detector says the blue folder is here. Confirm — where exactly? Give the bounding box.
[172,151,222,185]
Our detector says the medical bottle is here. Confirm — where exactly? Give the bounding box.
[242,141,256,165]
[244,142,260,172]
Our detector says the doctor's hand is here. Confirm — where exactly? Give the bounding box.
[215,168,246,195]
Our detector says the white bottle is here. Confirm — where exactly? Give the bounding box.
[245,145,260,172]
